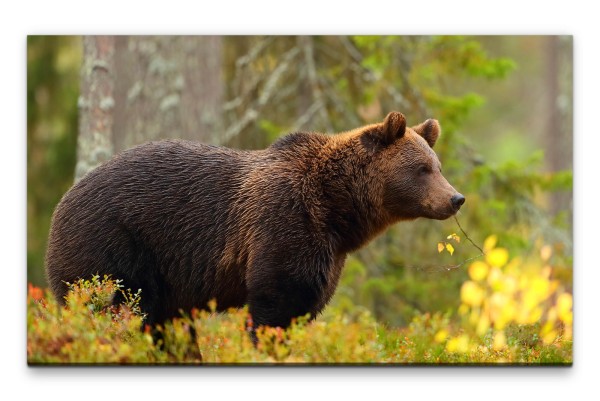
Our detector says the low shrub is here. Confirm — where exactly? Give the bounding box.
[27,240,571,365]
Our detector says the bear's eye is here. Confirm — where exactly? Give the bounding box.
[418,165,431,176]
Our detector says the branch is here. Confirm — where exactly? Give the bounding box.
[340,36,418,111]
[339,36,364,65]
[290,99,323,132]
[299,36,333,132]
[223,72,263,112]
[454,215,485,255]
[232,36,274,96]
[221,46,300,144]
[258,46,300,106]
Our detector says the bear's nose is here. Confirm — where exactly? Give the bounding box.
[451,193,465,211]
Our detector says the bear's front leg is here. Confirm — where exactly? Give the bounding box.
[246,272,325,345]
[244,242,337,344]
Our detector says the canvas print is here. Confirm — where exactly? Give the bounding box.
[27,35,573,365]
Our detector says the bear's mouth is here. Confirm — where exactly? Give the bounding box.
[424,205,457,220]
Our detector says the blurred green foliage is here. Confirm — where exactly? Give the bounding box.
[27,36,81,285]
[301,35,572,327]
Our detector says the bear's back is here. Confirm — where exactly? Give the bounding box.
[45,135,332,322]
[46,140,260,314]
[52,140,253,245]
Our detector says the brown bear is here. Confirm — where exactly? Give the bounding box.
[45,111,464,336]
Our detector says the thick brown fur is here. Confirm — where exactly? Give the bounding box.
[45,112,463,333]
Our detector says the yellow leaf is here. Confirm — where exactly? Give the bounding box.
[476,314,490,336]
[542,330,558,345]
[487,267,502,290]
[461,281,485,307]
[446,335,469,353]
[530,277,552,301]
[447,233,461,243]
[469,309,480,326]
[445,338,458,353]
[557,293,573,325]
[207,298,217,313]
[485,248,509,267]
[437,242,445,253]
[434,329,448,343]
[527,306,543,325]
[493,331,506,350]
[446,243,455,255]
[540,321,555,337]
[483,235,498,252]
[494,299,516,330]
[501,276,518,294]
[468,261,489,281]
[557,292,573,313]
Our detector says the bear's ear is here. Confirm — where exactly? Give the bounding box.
[379,111,407,145]
[412,119,440,148]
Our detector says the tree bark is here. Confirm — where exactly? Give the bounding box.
[76,35,224,182]
[112,36,223,152]
[75,36,115,182]
[545,36,573,217]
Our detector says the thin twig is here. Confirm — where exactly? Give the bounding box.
[453,215,485,255]
[221,46,300,144]
[232,36,274,96]
[399,216,485,274]
[290,100,323,132]
[339,36,364,64]
[299,36,333,132]
[258,47,300,106]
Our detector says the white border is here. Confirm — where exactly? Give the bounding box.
[4,1,598,400]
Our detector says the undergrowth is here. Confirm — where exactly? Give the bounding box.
[27,240,572,365]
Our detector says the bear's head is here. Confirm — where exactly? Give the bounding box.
[365,111,465,221]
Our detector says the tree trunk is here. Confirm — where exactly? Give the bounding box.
[112,36,223,152]
[76,35,224,181]
[545,36,573,217]
[75,36,115,182]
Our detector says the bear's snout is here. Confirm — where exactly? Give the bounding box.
[450,193,466,211]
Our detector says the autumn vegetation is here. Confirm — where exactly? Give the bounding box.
[27,236,571,365]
